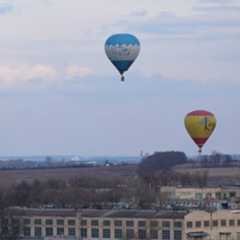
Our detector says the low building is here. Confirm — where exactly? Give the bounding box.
[161,185,240,201]
[1,208,240,240]
[185,210,240,240]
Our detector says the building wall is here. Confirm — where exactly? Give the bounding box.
[2,209,240,240]
[161,186,240,201]
[185,210,240,240]
[20,213,185,240]
[176,187,222,200]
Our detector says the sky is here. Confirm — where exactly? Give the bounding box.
[0,0,239,157]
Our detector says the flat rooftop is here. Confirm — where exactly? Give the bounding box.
[4,208,188,219]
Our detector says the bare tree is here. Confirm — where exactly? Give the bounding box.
[0,173,14,209]
[194,170,209,187]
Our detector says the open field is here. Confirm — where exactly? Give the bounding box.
[0,165,138,183]
[173,165,240,185]
[0,164,239,185]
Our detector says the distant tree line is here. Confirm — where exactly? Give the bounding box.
[0,156,96,170]
[199,151,239,168]
[137,151,240,175]
[137,151,188,175]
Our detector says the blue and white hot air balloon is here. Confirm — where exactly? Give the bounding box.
[105,33,140,81]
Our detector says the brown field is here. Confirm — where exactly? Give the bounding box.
[173,164,240,185]
[0,164,239,185]
[0,165,138,183]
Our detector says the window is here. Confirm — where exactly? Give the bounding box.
[126,220,134,227]
[68,219,75,225]
[150,221,158,227]
[174,230,182,240]
[57,219,64,225]
[34,227,42,236]
[215,192,221,199]
[2,218,8,225]
[34,219,42,225]
[81,228,87,238]
[23,218,31,225]
[162,230,170,240]
[138,229,146,239]
[150,230,158,239]
[126,229,134,239]
[57,228,64,235]
[138,220,146,227]
[91,228,99,238]
[68,228,76,236]
[24,227,31,236]
[91,220,99,226]
[230,192,236,198]
[114,229,122,239]
[229,220,235,226]
[213,220,218,227]
[114,220,122,226]
[46,228,53,236]
[195,221,201,227]
[196,193,202,200]
[103,220,110,226]
[206,192,212,198]
[237,233,240,240]
[2,226,8,234]
[187,222,192,228]
[221,220,226,226]
[46,219,53,225]
[204,221,209,227]
[103,229,111,238]
[162,221,170,228]
[238,219,240,226]
[81,219,87,226]
[13,226,19,235]
[174,222,182,228]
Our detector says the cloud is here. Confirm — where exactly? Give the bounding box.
[0,64,57,90]
[120,10,240,43]
[65,64,93,80]
[0,63,96,91]
[26,64,57,81]
[0,3,13,16]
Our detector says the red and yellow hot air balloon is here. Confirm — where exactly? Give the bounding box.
[184,110,217,153]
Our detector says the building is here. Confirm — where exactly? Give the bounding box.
[160,185,240,211]
[1,208,240,240]
[161,185,240,201]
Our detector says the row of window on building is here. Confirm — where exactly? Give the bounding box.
[187,219,240,228]
[22,218,182,228]
[3,216,240,239]
[22,227,182,240]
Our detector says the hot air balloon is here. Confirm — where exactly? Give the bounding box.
[104,33,140,81]
[184,110,217,153]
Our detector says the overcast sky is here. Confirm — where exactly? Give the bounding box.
[0,0,239,157]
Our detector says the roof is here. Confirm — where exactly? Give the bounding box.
[4,208,188,219]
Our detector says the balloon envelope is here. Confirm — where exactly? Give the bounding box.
[104,33,140,78]
[184,110,217,153]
